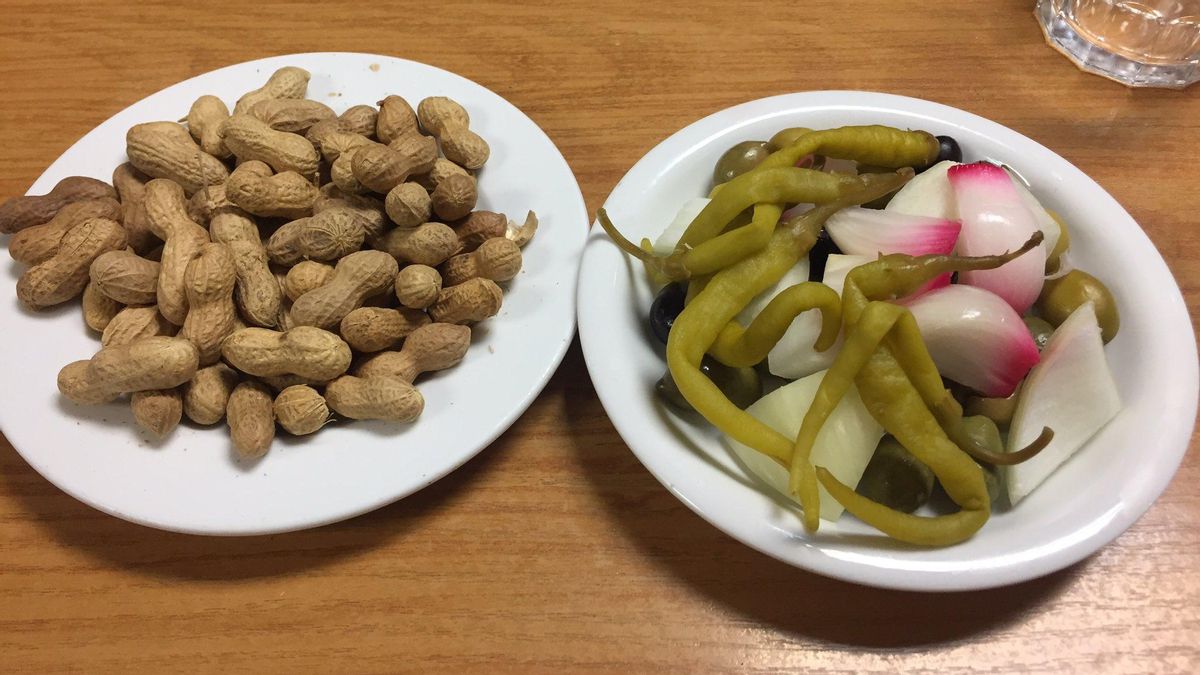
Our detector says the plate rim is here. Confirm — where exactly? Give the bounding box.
[0,51,588,536]
[577,89,1199,591]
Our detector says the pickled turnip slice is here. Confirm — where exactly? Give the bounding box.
[906,284,1040,398]
[1004,303,1121,505]
[948,162,1046,314]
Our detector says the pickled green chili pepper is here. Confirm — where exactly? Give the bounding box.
[601,126,941,283]
[707,282,841,368]
[667,174,911,459]
[789,235,1053,545]
[599,168,855,280]
[615,172,913,465]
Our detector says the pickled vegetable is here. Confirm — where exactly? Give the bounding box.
[1036,269,1120,343]
[855,437,935,513]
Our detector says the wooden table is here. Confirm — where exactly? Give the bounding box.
[2,1,1198,672]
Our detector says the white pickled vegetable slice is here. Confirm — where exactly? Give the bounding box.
[766,254,869,380]
[885,160,958,219]
[905,284,1040,398]
[1010,176,1061,260]
[949,162,1046,314]
[724,369,884,521]
[1004,303,1121,505]
[826,207,961,257]
[652,197,711,255]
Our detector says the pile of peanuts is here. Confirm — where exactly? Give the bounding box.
[0,66,536,459]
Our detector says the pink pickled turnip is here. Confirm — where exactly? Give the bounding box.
[948,162,1046,314]
[905,284,1040,397]
[826,207,961,257]
[825,207,960,293]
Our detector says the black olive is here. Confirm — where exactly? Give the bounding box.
[649,282,686,345]
[935,135,963,163]
[808,232,842,282]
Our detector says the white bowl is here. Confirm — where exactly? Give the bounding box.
[0,53,587,535]
[577,91,1197,591]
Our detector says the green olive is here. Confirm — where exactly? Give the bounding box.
[979,462,1003,505]
[961,415,1004,455]
[855,437,935,513]
[713,141,772,185]
[767,127,813,151]
[964,385,1021,429]
[960,416,1005,504]
[1023,316,1055,351]
[655,357,762,412]
[1036,269,1120,343]
[1045,210,1071,274]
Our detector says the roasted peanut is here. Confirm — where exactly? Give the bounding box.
[431,173,477,222]
[221,115,320,179]
[417,97,470,136]
[375,95,418,144]
[233,66,310,116]
[258,373,325,391]
[314,186,388,244]
[324,375,424,422]
[222,326,352,381]
[265,217,309,266]
[330,146,368,193]
[0,176,116,234]
[290,250,398,330]
[18,217,127,309]
[227,381,275,459]
[249,98,335,134]
[144,179,210,324]
[429,278,502,325]
[273,385,330,435]
[186,183,233,226]
[102,306,177,347]
[352,143,428,194]
[377,222,459,266]
[441,237,522,286]
[89,249,159,305]
[339,306,430,352]
[131,388,183,437]
[384,182,431,228]
[9,197,122,265]
[225,160,318,219]
[283,260,335,301]
[387,132,438,174]
[178,243,238,365]
[414,157,470,192]
[338,105,378,138]
[394,264,442,309]
[308,119,374,163]
[82,281,122,332]
[126,122,229,195]
[57,336,199,405]
[208,205,282,328]
[186,95,232,158]
[453,210,507,252]
[182,363,239,425]
[295,207,365,261]
[439,127,490,171]
[112,163,159,253]
[356,323,471,383]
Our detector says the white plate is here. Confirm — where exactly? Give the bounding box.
[577,91,1198,591]
[0,53,587,535]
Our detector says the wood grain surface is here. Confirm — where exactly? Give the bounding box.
[2,1,1198,672]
